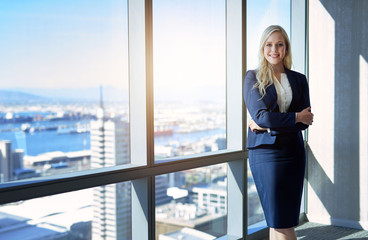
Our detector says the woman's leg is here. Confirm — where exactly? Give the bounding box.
[269,227,297,240]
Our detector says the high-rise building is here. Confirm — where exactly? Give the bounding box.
[0,141,39,181]
[11,149,40,180]
[12,149,24,170]
[0,140,12,182]
[90,114,131,240]
[156,174,172,206]
[192,180,227,215]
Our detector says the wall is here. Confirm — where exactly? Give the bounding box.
[307,0,368,229]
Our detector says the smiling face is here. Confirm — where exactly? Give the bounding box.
[263,31,287,70]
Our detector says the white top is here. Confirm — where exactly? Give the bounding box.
[273,73,293,113]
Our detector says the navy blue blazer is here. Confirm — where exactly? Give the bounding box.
[243,68,310,149]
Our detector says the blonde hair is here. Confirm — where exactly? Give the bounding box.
[255,25,292,98]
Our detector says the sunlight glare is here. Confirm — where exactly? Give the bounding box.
[360,54,368,227]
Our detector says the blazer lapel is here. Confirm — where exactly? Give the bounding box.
[267,83,278,102]
[285,68,297,111]
[265,83,280,111]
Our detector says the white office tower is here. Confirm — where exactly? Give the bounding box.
[192,180,227,215]
[90,119,130,169]
[0,140,12,182]
[90,117,131,240]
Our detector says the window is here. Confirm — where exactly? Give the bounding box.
[153,0,227,161]
[0,0,306,239]
[0,181,132,240]
[0,0,130,184]
[155,164,227,239]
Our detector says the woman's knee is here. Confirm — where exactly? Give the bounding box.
[274,227,295,234]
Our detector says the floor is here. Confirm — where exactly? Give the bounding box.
[258,222,368,240]
[295,222,368,240]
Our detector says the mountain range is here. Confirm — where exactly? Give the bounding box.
[0,90,49,104]
[0,85,226,105]
[0,86,129,104]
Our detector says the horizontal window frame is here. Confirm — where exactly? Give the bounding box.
[0,150,246,205]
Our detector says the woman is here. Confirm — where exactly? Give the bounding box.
[243,25,313,240]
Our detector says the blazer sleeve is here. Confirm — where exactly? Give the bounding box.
[244,70,296,129]
[269,74,311,136]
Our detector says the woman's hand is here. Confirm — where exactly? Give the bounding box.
[296,107,314,125]
[249,119,268,132]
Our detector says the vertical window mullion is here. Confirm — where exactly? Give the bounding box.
[131,178,149,240]
[145,0,156,239]
[227,159,246,238]
[129,0,147,167]
[145,0,154,168]
[226,0,245,238]
[129,0,152,239]
[291,0,307,75]
[226,0,243,152]
[291,0,308,218]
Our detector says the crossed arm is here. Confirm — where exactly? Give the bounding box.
[244,71,313,135]
[248,107,313,132]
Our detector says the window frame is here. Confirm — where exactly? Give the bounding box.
[0,1,246,239]
[0,0,306,239]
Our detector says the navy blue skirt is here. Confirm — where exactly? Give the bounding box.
[249,133,306,228]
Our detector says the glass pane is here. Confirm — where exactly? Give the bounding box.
[246,0,291,232]
[0,181,132,239]
[153,0,226,161]
[246,0,291,70]
[0,1,129,183]
[156,163,227,239]
[247,160,266,229]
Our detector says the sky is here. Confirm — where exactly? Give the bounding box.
[246,0,290,70]
[0,0,290,101]
[0,0,129,89]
